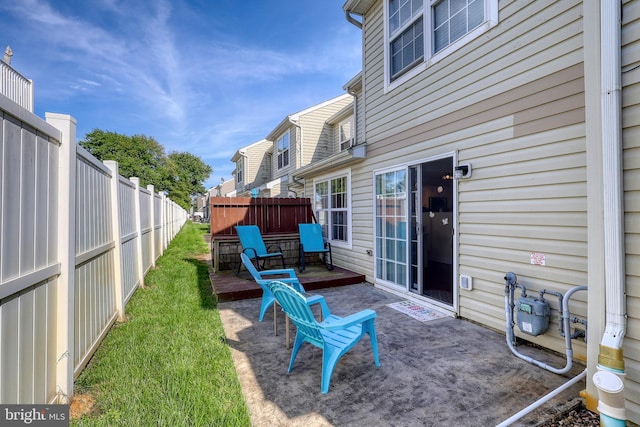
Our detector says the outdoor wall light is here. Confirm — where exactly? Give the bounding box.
[454,163,472,179]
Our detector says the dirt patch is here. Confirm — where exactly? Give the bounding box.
[69,393,97,420]
[194,253,211,262]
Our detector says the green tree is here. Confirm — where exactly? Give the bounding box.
[79,129,213,210]
[165,152,213,209]
[80,129,167,189]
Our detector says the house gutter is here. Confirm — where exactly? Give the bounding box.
[595,0,627,424]
[344,11,362,29]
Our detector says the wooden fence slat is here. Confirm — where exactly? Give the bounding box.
[209,197,314,237]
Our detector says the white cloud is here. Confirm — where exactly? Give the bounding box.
[1,0,362,189]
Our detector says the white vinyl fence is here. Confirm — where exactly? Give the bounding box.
[0,59,33,112]
[0,95,187,404]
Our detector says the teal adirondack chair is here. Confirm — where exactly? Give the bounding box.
[240,253,327,339]
[268,280,380,394]
[298,223,333,272]
[236,225,285,273]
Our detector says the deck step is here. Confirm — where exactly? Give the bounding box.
[210,265,366,302]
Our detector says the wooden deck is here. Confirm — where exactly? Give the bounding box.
[210,264,366,302]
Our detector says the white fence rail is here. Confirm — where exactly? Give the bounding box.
[0,60,33,112]
[0,94,187,404]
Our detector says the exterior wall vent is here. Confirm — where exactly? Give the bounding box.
[459,274,473,290]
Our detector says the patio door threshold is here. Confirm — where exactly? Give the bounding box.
[374,282,456,317]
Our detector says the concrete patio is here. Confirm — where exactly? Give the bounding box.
[217,282,588,427]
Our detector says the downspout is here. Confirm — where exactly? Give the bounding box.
[239,150,248,194]
[289,118,304,195]
[288,117,302,167]
[347,87,358,147]
[344,7,366,148]
[595,0,627,425]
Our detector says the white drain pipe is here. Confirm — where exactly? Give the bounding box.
[495,369,586,427]
[596,0,627,424]
[500,276,589,426]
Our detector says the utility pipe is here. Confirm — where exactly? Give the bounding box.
[504,275,587,375]
[495,369,586,427]
[597,0,626,423]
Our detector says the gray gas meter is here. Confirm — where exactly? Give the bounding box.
[516,296,550,336]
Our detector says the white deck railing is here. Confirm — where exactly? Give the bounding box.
[1,60,33,111]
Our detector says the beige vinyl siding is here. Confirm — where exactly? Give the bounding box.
[458,119,587,346]
[623,0,640,420]
[366,1,583,144]
[346,0,588,356]
[245,140,271,188]
[298,96,352,166]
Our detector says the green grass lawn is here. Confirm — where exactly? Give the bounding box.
[72,222,250,427]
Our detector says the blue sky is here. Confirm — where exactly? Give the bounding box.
[0,0,362,190]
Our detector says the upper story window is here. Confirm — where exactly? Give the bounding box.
[339,118,353,151]
[389,0,424,78]
[433,0,485,52]
[277,131,290,170]
[386,0,497,85]
[236,160,243,184]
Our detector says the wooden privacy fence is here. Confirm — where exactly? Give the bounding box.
[210,197,314,236]
[209,197,315,271]
[0,96,187,405]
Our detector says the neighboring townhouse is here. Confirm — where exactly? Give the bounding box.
[203,179,234,220]
[230,139,272,197]
[264,93,353,197]
[202,188,214,221]
[293,73,367,252]
[217,178,235,197]
[192,195,207,221]
[291,0,637,421]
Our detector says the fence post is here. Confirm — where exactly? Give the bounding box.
[45,113,76,403]
[160,192,167,254]
[104,161,125,320]
[147,185,156,266]
[130,177,144,288]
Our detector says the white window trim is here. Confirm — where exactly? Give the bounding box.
[313,169,352,249]
[277,130,290,171]
[236,159,243,183]
[384,0,499,93]
[339,117,354,151]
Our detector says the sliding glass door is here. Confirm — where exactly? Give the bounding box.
[374,169,407,287]
[374,156,455,308]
